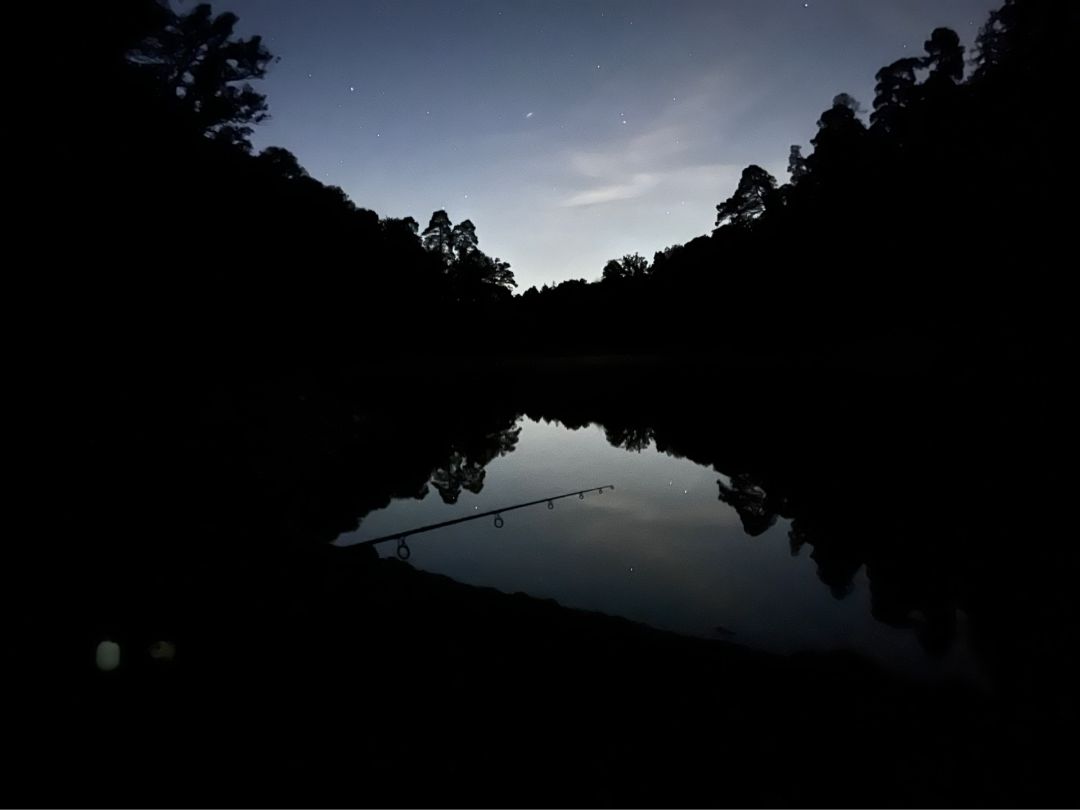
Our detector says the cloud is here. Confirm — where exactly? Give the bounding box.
[560,173,659,207]
[568,126,688,178]
[558,124,690,207]
[557,115,756,209]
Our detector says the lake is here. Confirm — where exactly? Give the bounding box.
[337,414,984,684]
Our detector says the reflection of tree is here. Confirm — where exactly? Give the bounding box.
[604,424,654,453]
[716,474,781,537]
[805,530,860,600]
[430,453,486,505]
[430,425,521,505]
[565,386,998,657]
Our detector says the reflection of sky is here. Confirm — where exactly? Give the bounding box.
[337,417,982,682]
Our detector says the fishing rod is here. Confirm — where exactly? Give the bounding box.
[348,485,615,559]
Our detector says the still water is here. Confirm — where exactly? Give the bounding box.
[337,416,981,682]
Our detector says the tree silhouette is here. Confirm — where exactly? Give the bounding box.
[871,57,923,136]
[923,28,965,84]
[602,259,627,283]
[421,211,516,302]
[256,146,310,180]
[422,210,454,259]
[600,254,650,285]
[971,0,1068,81]
[127,3,275,149]
[714,165,778,230]
[382,216,419,237]
[451,219,479,260]
[809,94,867,166]
[453,251,517,303]
[787,145,809,183]
[622,253,650,279]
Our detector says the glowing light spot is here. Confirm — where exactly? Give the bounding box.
[96,641,120,672]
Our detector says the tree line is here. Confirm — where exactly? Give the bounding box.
[56,0,517,385]
[512,0,1073,363]
[55,0,1074,381]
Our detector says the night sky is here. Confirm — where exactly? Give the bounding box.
[221,0,999,290]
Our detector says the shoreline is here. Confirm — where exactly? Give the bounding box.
[22,549,1031,807]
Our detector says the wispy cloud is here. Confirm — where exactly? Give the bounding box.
[554,68,776,211]
[559,125,689,207]
[561,173,659,207]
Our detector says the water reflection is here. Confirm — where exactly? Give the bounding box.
[338,417,982,682]
[430,424,522,504]
[70,365,1070,705]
